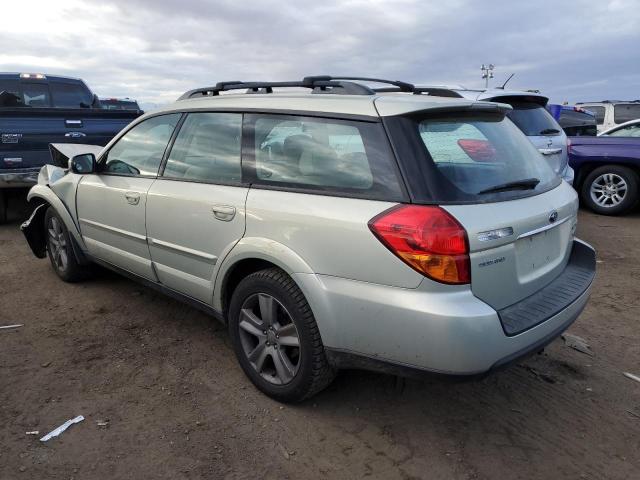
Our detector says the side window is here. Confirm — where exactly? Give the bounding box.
[50,82,93,108]
[614,104,640,124]
[103,114,181,176]
[585,106,605,124]
[252,115,403,199]
[163,112,242,183]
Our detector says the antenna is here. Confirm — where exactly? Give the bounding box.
[498,73,515,90]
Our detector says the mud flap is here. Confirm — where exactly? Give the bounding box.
[20,203,48,258]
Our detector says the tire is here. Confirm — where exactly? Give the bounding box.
[228,267,336,402]
[581,165,639,215]
[0,191,7,224]
[44,207,89,282]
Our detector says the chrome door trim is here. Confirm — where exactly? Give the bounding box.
[148,237,218,263]
[517,216,571,240]
[79,218,147,242]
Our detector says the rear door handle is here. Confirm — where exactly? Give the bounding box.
[538,148,563,155]
[211,205,236,221]
[125,192,141,205]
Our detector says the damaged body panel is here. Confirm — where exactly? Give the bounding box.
[21,144,101,259]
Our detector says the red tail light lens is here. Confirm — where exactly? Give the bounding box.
[369,205,470,284]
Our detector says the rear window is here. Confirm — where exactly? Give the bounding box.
[102,99,140,110]
[248,114,404,201]
[613,104,640,124]
[412,112,560,203]
[558,110,597,136]
[506,102,561,136]
[50,81,93,108]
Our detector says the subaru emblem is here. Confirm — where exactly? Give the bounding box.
[549,211,558,223]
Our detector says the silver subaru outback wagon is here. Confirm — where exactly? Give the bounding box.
[21,76,596,402]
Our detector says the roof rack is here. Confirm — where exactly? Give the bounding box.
[178,75,466,101]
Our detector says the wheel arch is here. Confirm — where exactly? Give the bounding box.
[25,186,88,264]
[214,237,315,317]
[574,161,640,191]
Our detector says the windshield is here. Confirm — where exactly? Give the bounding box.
[415,112,560,202]
[506,102,561,136]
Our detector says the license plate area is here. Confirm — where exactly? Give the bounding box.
[515,226,562,280]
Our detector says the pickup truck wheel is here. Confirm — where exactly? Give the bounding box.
[0,191,7,224]
[45,207,88,282]
[581,165,639,215]
[228,267,336,402]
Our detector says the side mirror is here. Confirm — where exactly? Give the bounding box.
[70,153,97,174]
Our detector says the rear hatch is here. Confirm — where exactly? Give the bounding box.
[381,103,577,310]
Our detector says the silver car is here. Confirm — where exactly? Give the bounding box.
[21,76,596,402]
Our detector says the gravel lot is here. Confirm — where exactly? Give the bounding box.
[1,189,639,480]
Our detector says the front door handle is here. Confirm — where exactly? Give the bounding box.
[125,192,141,205]
[211,205,236,221]
[538,148,563,156]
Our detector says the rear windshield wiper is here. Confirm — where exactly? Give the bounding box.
[478,178,540,195]
[539,128,560,135]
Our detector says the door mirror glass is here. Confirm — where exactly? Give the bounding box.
[70,153,96,174]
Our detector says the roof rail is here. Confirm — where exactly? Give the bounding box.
[178,77,376,100]
[177,75,472,101]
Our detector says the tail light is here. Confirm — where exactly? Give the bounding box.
[369,205,470,284]
[567,138,572,155]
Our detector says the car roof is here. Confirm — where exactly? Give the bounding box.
[153,91,508,119]
[0,72,84,83]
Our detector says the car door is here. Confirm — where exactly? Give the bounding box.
[76,113,181,280]
[145,112,247,304]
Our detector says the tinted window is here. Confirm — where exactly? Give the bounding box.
[250,114,403,200]
[0,80,21,107]
[21,83,51,107]
[614,104,640,124]
[558,109,597,136]
[416,112,559,202]
[584,106,605,124]
[506,102,561,136]
[608,123,640,137]
[163,112,242,183]
[50,82,93,108]
[104,114,181,176]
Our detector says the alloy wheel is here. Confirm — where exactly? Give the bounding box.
[47,216,68,272]
[238,293,301,385]
[590,173,627,208]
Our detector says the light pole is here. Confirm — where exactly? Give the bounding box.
[481,64,494,88]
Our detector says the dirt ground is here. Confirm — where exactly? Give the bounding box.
[0,188,639,480]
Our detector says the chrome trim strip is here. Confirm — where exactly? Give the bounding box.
[79,218,147,242]
[148,237,217,263]
[517,216,570,240]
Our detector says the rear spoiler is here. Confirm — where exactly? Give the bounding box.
[49,143,104,168]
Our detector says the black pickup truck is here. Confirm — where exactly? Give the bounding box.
[0,73,143,222]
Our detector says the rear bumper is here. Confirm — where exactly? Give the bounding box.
[296,238,595,377]
[0,167,40,188]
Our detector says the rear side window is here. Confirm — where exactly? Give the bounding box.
[389,111,560,203]
[50,82,93,108]
[614,104,640,124]
[103,114,181,176]
[163,112,242,183]
[506,102,561,136]
[584,106,605,124]
[248,114,403,200]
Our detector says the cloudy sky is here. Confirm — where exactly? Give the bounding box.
[3,0,638,109]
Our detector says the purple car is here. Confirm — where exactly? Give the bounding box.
[569,124,640,215]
